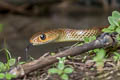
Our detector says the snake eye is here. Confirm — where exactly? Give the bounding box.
[40,34,46,40]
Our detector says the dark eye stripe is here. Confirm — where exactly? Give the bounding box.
[40,34,46,40]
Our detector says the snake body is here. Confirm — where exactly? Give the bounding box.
[30,27,104,45]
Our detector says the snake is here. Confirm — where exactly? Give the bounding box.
[29,27,106,46]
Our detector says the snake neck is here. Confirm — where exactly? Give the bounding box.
[54,28,102,42]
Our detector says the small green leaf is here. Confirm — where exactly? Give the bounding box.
[84,37,89,43]
[113,17,119,26]
[57,63,64,70]
[57,57,65,70]
[64,68,73,74]
[114,52,120,56]
[0,73,5,79]
[0,62,5,72]
[11,74,16,78]
[108,16,115,26]
[102,28,114,33]
[4,63,9,71]
[93,49,99,53]
[108,16,120,26]
[93,49,106,62]
[116,34,120,41]
[116,28,120,34]
[112,11,120,18]
[57,69,63,75]
[108,25,116,30]
[84,36,96,43]
[5,73,12,80]
[48,68,58,74]
[5,49,12,60]
[61,74,69,80]
[113,52,120,61]
[61,57,66,61]
[113,56,118,62]
[7,59,16,66]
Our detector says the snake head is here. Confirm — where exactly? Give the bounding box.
[30,30,59,45]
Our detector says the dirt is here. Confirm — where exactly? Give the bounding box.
[16,52,120,80]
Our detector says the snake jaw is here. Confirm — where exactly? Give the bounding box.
[31,39,57,45]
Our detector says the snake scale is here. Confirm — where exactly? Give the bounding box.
[30,27,106,46]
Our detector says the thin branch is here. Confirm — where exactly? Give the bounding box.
[9,33,115,78]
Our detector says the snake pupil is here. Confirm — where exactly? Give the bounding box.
[40,34,46,40]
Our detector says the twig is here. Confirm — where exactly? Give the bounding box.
[9,33,115,78]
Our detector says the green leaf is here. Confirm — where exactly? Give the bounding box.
[4,64,9,71]
[116,34,120,41]
[0,73,5,79]
[48,68,58,74]
[57,69,63,75]
[102,28,114,33]
[10,74,16,78]
[61,57,66,61]
[113,52,120,61]
[84,37,89,43]
[64,68,73,74]
[108,17,119,26]
[57,57,65,70]
[114,52,120,57]
[93,49,106,62]
[57,57,66,62]
[108,16,115,26]
[112,11,120,18]
[93,49,99,53]
[113,56,118,62]
[116,28,120,34]
[61,74,69,80]
[5,73,12,80]
[5,49,11,60]
[0,62,5,72]
[90,36,96,41]
[7,59,16,66]
[84,36,96,43]
[57,63,64,70]
[108,25,116,30]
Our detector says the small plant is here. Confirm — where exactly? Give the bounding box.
[48,57,74,80]
[102,11,120,43]
[102,11,120,62]
[83,36,106,70]
[0,58,16,80]
[102,11,120,33]
[93,49,106,70]
[0,47,17,80]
